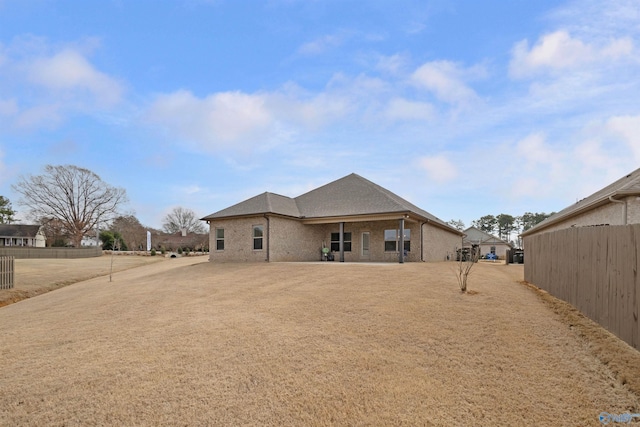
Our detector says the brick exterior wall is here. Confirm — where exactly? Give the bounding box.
[422,222,461,262]
[208,216,461,263]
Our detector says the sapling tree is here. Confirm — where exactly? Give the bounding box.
[455,245,480,293]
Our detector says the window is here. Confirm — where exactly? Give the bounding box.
[253,225,264,250]
[330,232,351,252]
[384,229,411,252]
[215,228,224,251]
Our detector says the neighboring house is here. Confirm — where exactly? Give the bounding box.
[202,173,463,263]
[154,229,209,252]
[462,226,513,259]
[521,167,640,238]
[81,230,101,247]
[0,224,46,247]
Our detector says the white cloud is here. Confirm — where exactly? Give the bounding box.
[509,30,635,78]
[375,54,409,75]
[383,97,434,122]
[0,41,125,131]
[146,90,273,151]
[297,33,344,56]
[416,155,457,183]
[27,49,123,107]
[515,132,556,166]
[411,60,480,106]
[606,114,640,162]
[0,98,18,116]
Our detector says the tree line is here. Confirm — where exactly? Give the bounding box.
[448,212,554,245]
[1,164,208,251]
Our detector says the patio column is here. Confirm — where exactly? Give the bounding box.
[399,218,405,264]
[339,222,345,262]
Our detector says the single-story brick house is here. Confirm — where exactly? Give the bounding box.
[202,173,463,263]
[0,224,46,247]
[463,226,513,259]
[521,167,640,238]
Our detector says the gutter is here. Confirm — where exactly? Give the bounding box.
[420,221,426,262]
[608,195,627,225]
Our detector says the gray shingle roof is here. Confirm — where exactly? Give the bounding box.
[0,224,42,238]
[202,173,457,232]
[522,167,640,236]
[204,192,300,219]
[463,226,511,246]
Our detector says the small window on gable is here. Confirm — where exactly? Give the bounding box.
[253,225,264,251]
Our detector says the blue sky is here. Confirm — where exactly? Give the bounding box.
[1,0,639,230]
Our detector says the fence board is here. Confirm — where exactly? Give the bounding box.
[524,225,640,350]
[0,256,14,289]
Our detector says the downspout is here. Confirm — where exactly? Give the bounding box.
[608,195,627,225]
[263,214,270,262]
[420,221,426,262]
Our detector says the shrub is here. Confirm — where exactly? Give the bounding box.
[150,248,156,256]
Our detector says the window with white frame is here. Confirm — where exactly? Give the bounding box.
[330,232,351,252]
[253,225,264,250]
[384,229,411,252]
[215,228,224,251]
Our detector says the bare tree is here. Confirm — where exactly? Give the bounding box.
[111,215,147,251]
[12,165,128,247]
[455,244,480,293]
[162,207,206,234]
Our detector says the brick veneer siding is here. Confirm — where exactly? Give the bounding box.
[268,217,328,262]
[208,216,461,262]
[208,217,270,262]
[422,222,461,262]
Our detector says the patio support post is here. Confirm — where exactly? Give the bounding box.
[339,222,345,262]
[399,218,405,264]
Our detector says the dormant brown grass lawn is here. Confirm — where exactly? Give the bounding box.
[1,257,639,426]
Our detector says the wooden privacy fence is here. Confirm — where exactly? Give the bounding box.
[0,256,14,290]
[0,246,102,259]
[524,225,639,350]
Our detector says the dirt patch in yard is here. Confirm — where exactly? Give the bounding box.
[0,260,638,426]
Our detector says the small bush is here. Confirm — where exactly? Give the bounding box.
[150,248,156,256]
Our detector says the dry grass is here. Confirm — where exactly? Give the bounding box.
[0,254,165,307]
[0,259,638,426]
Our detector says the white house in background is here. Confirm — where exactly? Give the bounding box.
[0,224,46,247]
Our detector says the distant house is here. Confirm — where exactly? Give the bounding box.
[153,229,209,252]
[521,167,640,238]
[0,224,46,247]
[201,173,463,263]
[463,226,513,259]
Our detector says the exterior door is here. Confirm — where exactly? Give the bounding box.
[361,232,370,259]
